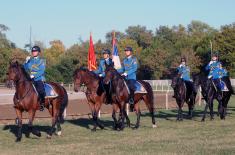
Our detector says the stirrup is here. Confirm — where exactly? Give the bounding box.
[39,102,45,111]
[129,98,134,105]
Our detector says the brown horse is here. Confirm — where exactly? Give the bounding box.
[73,68,108,131]
[103,65,157,129]
[6,61,68,142]
[73,68,131,131]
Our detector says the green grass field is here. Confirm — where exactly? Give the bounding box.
[1,97,235,155]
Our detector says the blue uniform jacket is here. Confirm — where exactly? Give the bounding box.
[205,61,221,79]
[94,58,112,77]
[177,64,191,81]
[118,56,138,80]
[211,67,228,79]
[23,57,46,81]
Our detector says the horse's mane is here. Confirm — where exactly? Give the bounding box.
[106,66,124,80]
[20,65,32,81]
[73,67,99,80]
[10,62,32,81]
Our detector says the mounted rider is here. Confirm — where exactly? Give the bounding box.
[118,47,138,109]
[173,57,196,98]
[94,49,113,104]
[205,52,228,91]
[23,46,46,111]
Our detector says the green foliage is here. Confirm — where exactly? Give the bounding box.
[1,21,235,82]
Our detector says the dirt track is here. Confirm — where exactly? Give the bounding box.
[0,92,178,122]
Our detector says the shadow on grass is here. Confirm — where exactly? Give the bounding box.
[2,124,51,139]
[66,118,115,130]
[141,107,234,122]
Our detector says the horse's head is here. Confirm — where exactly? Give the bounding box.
[103,64,116,84]
[73,68,86,92]
[171,70,181,89]
[6,61,26,88]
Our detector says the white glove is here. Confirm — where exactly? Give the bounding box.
[122,72,127,76]
[30,75,34,79]
[179,64,183,67]
[99,74,103,77]
[209,61,214,65]
[26,56,31,63]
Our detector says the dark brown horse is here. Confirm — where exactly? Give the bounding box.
[73,68,107,131]
[103,65,157,129]
[6,61,68,142]
[171,72,196,121]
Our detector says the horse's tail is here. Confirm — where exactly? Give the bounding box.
[223,77,235,95]
[59,86,68,124]
[139,80,155,112]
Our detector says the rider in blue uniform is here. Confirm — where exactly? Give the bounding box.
[24,46,46,111]
[118,47,138,109]
[94,49,113,104]
[205,53,227,91]
[173,57,195,97]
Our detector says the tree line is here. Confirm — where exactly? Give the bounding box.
[0,20,235,83]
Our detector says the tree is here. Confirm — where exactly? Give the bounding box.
[126,25,153,49]
[214,23,235,76]
[44,40,66,66]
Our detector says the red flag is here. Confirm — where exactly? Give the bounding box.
[88,33,97,71]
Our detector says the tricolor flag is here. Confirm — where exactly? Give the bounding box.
[88,33,97,71]
[112,31,121,69]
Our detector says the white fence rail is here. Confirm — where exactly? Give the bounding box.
[1,79,235,92]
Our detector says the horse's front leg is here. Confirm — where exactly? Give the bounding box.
[112,103,119,130]
[208,98,214,121]
[87,101,97,131]
[95,101,104,130]
[27,110,41,138]
[119,102,126,130]
[15,108,23,142]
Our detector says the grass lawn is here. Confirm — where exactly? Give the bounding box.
[0,97,235,155]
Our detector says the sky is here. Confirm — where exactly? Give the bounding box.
[0,0,235,49]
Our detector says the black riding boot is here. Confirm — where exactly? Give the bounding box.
[39,94,45,111]
[34,80,46,111]
[129,91,134,112]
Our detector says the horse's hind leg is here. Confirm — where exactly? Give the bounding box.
[133,103,141,129]
[15,109,23,142]
[27,110,41,138]
[47,103,59,138]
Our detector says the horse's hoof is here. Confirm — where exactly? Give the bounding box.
[210,118,214,121]
[15,137,21,142]
[32,130,41,137]
[91,128,96,132]
[46,134,52,139]
[152,124,157,128]
[56,131,62,136]
[201,118,205,122]
[133,125,139,130]
[99,124,104,130]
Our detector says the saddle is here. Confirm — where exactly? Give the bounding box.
[211,79,229,92]
[32,83,58,98]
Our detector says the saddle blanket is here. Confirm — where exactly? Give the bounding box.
[32,83,58,98]
[44,83,58,98]
[123,80,147,94]
[135,81,147,94]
